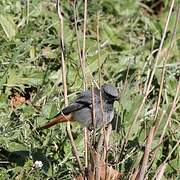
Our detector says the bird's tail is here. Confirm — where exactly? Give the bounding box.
[36,113,73,130]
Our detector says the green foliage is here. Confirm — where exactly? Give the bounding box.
[0,0,179,179]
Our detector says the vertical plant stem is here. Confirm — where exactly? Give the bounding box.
[103,124,112,160]
[96,11,109,179]
[124,0,175,147]
[147,111,165,170]
[73,1,91,177]
[147,6,180,168]
[153,110,165,137]
[152,163,167,180]
[82,1,89,178]
[153,140,180,180]
[163,139,180,164]
[91,82,96,145]
[148,77,180,178]
[136,127,155,180]
[154,3,180,120]
[56,0,83,172]
[97,11,101,85]
[158,77,180,145]
[72,1,83,76]
[82,0,88,89]
[95,10,101,180]
[26,0,29,24]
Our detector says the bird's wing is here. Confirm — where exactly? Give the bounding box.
[54,87,101,118]
[61,103,87,115]
[54,90,93,117]
[75,90,92,105]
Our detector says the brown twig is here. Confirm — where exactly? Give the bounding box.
[72,1,83,78]
[124,0,175,148]
[146,77,180,179]
[82,1,89,177]
[103,124,112,160]
[56,0,83,172]
[152,139,180,180]
[95,10,102,180]
[145,5,180,175]
[152,163,167,180]
[82,0,88,89]
[158,77,180,147]
[154,2,180,120]
[153,140,180,180]
[91,82,96,146]
[136,127,155,180]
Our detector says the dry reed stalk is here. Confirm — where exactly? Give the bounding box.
[147,6,180,168]
[124,0,175,148]
[130,168,139,180]
[72,1,83,66]
[96,10,111,179]
[136,127,155,180]
[72,1,100,178]
[82,0,88,89]
[147,111,165,169]
[154,3,180,120]
[82,1,89,178]
[91,82,97,146]
[152,163,167,180]
[152,140,180,180]
[103,124,112,160]
[56,0,83,172]
[129,128,155,180]
[158,77,180,149]
[75,151,122,180]
[147,77,180,179]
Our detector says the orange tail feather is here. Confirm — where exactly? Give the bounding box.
[37,113,73,130]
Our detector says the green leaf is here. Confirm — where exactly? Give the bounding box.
[42,103,58,119]
[0,14,16,39]
[166,76,177,96]
[5,69,43,88]
[125,94,143,123]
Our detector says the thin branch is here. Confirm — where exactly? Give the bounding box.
[158,77,180,147]
[154,3,180,120]
[124,0,175,147]
[82,0,88,89]
[92,82,96,146]
[97,11,101,86]
[72,1,83,76]
[138,127,155,180]
[152,140,180,180]
[152,163,167,180]
[82,1,89,178]
[56,0,83,172]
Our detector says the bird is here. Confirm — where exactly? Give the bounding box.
[37,84,119,130]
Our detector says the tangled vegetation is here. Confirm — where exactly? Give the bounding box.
[0,0,179,179]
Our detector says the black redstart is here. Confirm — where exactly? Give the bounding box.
[37,84,119,130]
